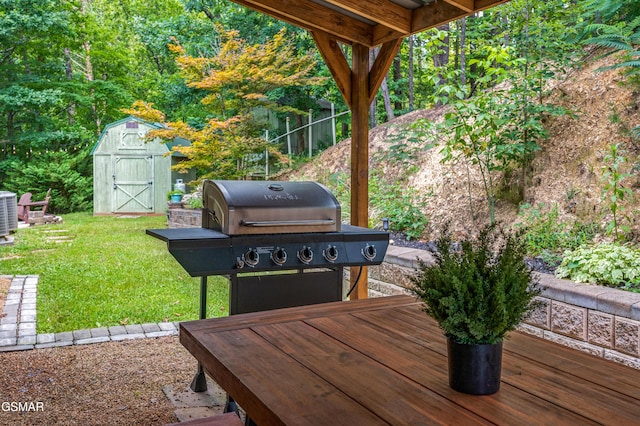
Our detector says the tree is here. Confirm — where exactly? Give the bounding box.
[125,27,326,180]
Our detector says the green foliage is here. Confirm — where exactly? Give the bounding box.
[411,223,541,344]
[0,214,228,332]
[127,27,326,180]
[2,149,93,213]
[322,170,429,240]
[556,243,640,292]
[516,203,599,265]
[369,172,430,240]
[431,40,568,224]
[601,143,633,242]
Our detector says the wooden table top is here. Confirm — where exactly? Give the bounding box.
[180,295,640,425]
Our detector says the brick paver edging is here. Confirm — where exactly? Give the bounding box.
[0,275,179,353]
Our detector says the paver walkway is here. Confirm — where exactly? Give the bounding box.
[0,275,179,352]
[0,275,230,422]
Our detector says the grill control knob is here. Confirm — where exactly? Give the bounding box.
[362,244,377,261]
[235,257,245,269]
[297,246,314,264]
[323,245,339,263]
[244,248,260,267]
[271,247,288,266]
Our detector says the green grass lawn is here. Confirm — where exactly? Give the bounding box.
[0,213,228,333]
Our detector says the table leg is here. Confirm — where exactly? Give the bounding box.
[225,396,257,426]
[190,276,208,392]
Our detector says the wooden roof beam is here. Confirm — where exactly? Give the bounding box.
[230,0,373,46]
[368,38,403,104]
[444,0,474,13]
[312,31,352,107]
[325,0,412,34]
[363,0,510,45]
[412,1,469,33]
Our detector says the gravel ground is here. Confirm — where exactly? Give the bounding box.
[0,337,196,425]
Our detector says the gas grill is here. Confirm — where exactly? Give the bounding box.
[147,179,389,391]
[148,179,388,285]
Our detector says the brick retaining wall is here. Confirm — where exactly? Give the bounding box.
[168,208,640,369]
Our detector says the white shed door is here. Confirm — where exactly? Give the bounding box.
[112,155,154,213]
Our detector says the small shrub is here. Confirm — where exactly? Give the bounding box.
[601,143,633,242]
[411,223,541,344]
[555,243,640,292]
[516,203,598,265]
[369,173,429,240]
[325,171,429,240]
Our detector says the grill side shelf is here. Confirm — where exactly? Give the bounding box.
[147,228,233,276]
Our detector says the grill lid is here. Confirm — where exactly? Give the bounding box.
[203,180,341,235]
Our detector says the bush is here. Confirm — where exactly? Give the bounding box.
[1,149,92,213]
[411,223,540,344]
[555,243,640,292]
[325,171,429,240]
[516,203,598,265]
[369,173,429,240]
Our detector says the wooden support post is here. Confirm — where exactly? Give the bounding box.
[350,43,370,300]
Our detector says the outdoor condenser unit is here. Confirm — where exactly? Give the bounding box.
[0,191,18,240]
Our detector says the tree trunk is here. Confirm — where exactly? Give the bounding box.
[64,48,76,125]
[369,48,377,128]
[393,54,402,111]
[380,77,394,121]
[460,17,467,88]
[409,35,414,111]
[433,24,450,106]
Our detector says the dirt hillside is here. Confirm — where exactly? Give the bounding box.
[286,52,640,240]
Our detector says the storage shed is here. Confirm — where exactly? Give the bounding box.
[91,116,194,214]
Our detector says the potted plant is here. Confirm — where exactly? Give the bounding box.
[168,190,184,203]
[411,222,540,395]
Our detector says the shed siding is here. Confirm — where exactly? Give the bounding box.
[93,118,174,214]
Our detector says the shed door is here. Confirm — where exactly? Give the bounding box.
[112,155,154,213]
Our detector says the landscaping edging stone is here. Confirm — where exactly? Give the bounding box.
[0,275,180,352]
[170,208,640,369]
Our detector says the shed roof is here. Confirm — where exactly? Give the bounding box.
[90,116,190,157]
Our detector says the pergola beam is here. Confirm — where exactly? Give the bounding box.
[325,0,411,34]
[312,31,352,106]
[349,42,371,299]
[369,38,403,104]
[230,0,373,46]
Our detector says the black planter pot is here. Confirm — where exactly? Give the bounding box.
[447,338,503,395]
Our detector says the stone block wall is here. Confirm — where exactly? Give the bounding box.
[167,209,640,369]
[167,207,202,228]
[377,245,640,370]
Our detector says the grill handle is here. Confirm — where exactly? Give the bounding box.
[240,219,336,227]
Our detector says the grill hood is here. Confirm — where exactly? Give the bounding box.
[202,180,341,235]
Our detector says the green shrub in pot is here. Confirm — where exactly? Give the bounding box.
[411,222,541,394]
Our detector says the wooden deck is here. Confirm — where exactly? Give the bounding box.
[181,295,640,425]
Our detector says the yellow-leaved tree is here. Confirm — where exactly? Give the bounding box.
[123,27,326,179]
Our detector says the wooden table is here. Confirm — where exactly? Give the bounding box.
[180,295,640,425]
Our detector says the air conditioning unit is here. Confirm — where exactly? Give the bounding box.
[1,191,18,231]
[0,196,8,237]
[0,191,18,241]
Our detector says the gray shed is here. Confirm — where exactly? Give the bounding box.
[91,116,194,214]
